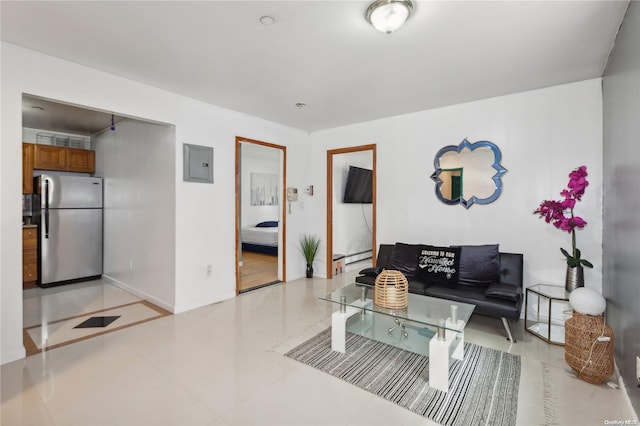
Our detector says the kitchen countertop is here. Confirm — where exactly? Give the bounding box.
[23,224,38,229]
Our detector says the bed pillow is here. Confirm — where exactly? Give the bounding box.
[417,246,461,285]
[388,243,422,279]
[256,221,278,228]
[454,244,500,287]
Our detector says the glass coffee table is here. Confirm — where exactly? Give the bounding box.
[320,283,475,392]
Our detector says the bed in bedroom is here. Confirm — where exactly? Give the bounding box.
[241,221,279,255]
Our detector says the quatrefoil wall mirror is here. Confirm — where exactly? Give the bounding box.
[431,139,506,209]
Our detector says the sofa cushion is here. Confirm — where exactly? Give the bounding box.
[485,283,522,302]
[455,244,500,287]
[498,253,524,287]
[416,245,461,285]
[388,243,422,279]
[375,244,396,269]
[407,278,427,295]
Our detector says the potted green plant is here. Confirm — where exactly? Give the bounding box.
[298,234,321,278]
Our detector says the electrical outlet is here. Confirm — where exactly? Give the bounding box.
[206,264,212,276]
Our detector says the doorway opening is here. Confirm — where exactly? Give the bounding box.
[326,145,377,279]
[235,137,286,293]
[20,94,176,355]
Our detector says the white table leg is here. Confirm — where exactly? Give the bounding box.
[452,329,464,360]
[331,306,361,353]
[428,323,464,392]
[429,336,451,392]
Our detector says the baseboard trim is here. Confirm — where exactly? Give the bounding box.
[101,275,175,314]
[1,346,26,365]
[614,361,640,421]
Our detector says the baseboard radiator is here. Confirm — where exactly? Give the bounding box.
[345,249,373,265]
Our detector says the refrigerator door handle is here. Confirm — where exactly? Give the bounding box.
[44,179,50,238]
[44,178,50,209]
[44,209,49,238]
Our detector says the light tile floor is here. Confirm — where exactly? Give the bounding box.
[2,271,637,426]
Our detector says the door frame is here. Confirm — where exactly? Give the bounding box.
[326,144,377,279]
[235,136,287,293]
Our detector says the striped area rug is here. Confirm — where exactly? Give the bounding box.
[285,328,520,426]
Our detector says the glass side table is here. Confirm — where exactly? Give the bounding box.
[525,284,571,345]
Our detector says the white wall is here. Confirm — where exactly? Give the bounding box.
[307,80,604,293]
[94,119,176,310]
[0,41,607,366]
[603,0,640,413]
[1,43,310,364]
[241,143,280,228]
[332,151,373,259]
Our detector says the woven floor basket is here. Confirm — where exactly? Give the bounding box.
[565,312,614,384]
[374,270,408,309]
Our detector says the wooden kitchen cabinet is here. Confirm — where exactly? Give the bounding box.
[23,227,38,287]
[33,144,67,170]
[32,144,95,173]
[66,148,95,172]
[22,143,34,193]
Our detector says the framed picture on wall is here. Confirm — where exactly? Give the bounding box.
[251,173,278,205]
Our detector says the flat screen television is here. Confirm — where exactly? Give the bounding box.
[343,166,372,204]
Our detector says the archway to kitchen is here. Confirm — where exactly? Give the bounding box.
[21,94,175,355]
[235,137,286,293]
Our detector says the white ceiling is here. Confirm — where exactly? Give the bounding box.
[1,1,630,132]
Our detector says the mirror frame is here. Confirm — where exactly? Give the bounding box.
[431,139,506,209]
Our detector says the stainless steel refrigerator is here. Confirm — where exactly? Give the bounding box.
[35,174,103,287]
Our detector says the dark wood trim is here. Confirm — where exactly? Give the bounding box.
[235,136,287,294]
[326,144,377,279]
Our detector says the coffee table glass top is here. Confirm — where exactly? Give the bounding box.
[320,283,475,333]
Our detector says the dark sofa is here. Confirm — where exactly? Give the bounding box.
[355,243,523,342]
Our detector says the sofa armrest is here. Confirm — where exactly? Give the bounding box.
[485,283,522,302]
[358,266,384,277]
[355,275,375,287]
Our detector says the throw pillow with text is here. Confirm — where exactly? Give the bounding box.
[417,246,461,285]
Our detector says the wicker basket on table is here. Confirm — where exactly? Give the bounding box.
[374,270,408,309]
[565,312,614,384]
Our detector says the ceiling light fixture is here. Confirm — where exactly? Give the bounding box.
[366,0,414,34]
